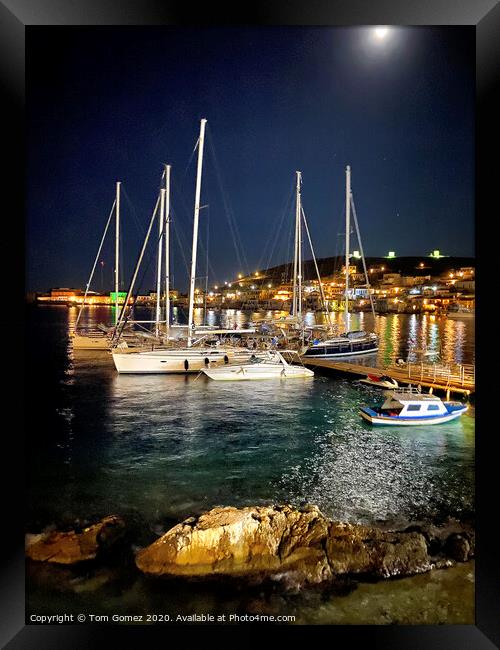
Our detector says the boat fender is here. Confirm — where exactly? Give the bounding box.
[204,358,210,366]
[184,359,189,371]
[224,355,229,364]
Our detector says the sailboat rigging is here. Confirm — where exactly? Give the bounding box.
[111,118,258,374]
[302,165,378,359]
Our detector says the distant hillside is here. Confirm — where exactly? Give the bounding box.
[249,256,475,282]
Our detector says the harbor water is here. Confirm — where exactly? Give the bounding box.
[26,305,475,622]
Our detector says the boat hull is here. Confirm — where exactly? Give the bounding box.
[72,335,110,350]
[303,344,378,358]
[112,348,260,374]
[358,378,398,389]
[359,405,468,426]
[203,365,314,381]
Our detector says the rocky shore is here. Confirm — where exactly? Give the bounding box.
[26,504,474,597]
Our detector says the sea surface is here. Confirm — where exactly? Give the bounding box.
[26,305,475,623]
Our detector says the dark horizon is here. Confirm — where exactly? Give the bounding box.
[26,26,475,293]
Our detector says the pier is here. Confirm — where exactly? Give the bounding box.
[302,359,475,398]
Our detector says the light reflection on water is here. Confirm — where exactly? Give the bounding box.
[28,305,474,532]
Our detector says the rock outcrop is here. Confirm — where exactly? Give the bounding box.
[26,515,126,564]
[25,506,474,592]
[135,505,331,587]
[135,505,449,586]
[326,522,431,578]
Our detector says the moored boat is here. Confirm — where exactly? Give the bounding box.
[202,351,314,381]
[358,374,398,389]
[359,388,468,426]
[302,165,378,360]
[304,330,378,358]
[112,346,262,374]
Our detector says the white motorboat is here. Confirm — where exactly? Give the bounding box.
[202,351,314,381]
[358,374,399,389]
[359,387,468,426]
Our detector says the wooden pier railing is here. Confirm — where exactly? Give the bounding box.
[301,358,475,397]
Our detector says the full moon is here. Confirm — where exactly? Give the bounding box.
[374,27,389,40]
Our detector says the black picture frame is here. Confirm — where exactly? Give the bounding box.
[3,0,498,646]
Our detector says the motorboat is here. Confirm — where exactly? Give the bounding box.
[359,387,468,426]
[202,351,314,381]
[358,374,399,389]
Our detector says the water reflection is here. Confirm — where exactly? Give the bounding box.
[66,306,474,369]
[27,306,475,533]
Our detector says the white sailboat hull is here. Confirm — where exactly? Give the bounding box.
[112,348,260,374]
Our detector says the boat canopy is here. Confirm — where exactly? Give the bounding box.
[381,390,447,411]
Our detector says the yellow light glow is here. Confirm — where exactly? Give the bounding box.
[238,274,242,279]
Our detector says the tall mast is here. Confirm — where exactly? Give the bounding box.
[114,181,121,325]
[187,118,207,348]
[155,187,165,337]
[297,171,302,320]
[292,171,301,318]
[164,164,171,340]
[345,165,351,330]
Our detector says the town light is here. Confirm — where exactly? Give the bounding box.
[387,251,395,258]
[238,273,243,279]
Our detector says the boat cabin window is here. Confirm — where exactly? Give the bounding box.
[427,404,440,411]
[406,404,421,412]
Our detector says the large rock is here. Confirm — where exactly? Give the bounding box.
[136,505,331,586]
[26,515,126,564]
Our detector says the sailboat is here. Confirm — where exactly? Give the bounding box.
[302,165,378,359]
[72,182,124,350]
[112,118,258,373]
[257,171,334,352]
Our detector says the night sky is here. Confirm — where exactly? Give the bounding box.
[26,26,474,293]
